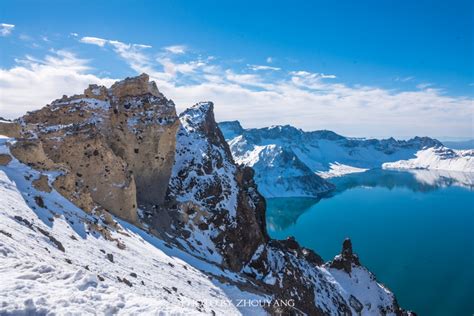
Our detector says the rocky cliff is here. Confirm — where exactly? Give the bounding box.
[1,74,178,223]
[0,74,413,315]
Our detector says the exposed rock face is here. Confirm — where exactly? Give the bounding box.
[0,119,21,138]
[165,102,268,270]
[329,238,361,274]
[0,154,12,166]
[7,74,179,222]
[32,174,52,193]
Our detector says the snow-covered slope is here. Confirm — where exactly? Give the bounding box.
[382,147,474,172]
[219,121,473,197]
[0,136,267,315]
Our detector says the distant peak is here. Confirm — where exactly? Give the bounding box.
[218,120,244,141]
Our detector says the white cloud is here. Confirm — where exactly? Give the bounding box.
[416,83,433,90]
[249,64,281,71]
[164,45,187,54]
[80,36,108,47]
[0,50,115,118]
[157,57,206,77]
[266,57,273,63]
[395,76,414,82]
[0,23,15,37]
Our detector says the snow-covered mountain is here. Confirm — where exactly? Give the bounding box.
[382,146,474,172]
[220,121,473,198]
[0,74,413,315]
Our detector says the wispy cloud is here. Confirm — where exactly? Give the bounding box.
[80,36,108,47]
[416,83,433,90]
[395,76,414,82]
[289,70,336,81]
[248,64,281,71]
[164,45,187,54]
[0,23,15,37]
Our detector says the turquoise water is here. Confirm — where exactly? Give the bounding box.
[266,169,474,316]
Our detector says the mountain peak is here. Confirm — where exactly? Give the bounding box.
[180,101,215,129]
[109,73,162,98]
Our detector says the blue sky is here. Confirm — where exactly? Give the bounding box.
[0,0,473,138]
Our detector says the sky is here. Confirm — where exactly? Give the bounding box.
[0,0,473,139]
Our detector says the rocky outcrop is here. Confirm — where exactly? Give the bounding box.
[6,74,179,223]
[0,154,12,166]
[329,238,361,274]
[165,102,268,270]
[32,174,52,193]
[0,118,21,138]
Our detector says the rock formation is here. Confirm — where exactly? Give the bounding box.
[164,102,268,271]
[5,73,178,222]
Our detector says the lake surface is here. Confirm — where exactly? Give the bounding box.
[266,169,474,316]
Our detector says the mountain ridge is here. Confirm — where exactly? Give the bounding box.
[219,120,473,198]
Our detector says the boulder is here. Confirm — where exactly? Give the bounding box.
[0,154,12,166]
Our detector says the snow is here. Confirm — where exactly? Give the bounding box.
[382,147,474,172]
[317,162,368,179]
[0,135,268,315]
[327,265,397,316]
[52,98,110,111]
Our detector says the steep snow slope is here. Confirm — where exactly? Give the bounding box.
[219,121,445,197]
[0,136,268,315]
[382,147,474,172]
